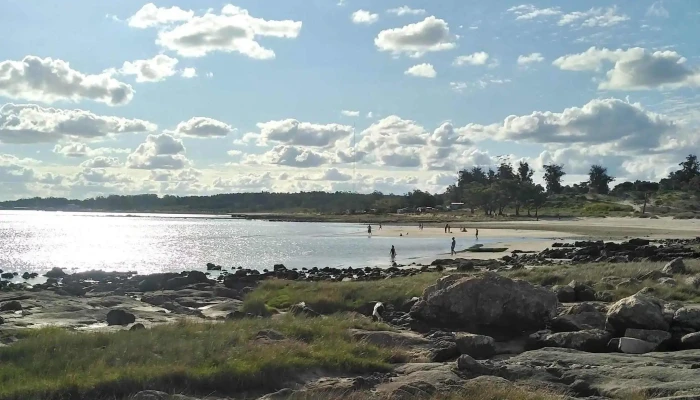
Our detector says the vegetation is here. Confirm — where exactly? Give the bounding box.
[0,315,398,400]
[2,154,700,218]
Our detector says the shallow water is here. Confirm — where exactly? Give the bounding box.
[1,211,520,276]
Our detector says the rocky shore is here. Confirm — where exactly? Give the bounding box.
[2,237,700,399]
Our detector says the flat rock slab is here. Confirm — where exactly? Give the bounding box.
[500,348,700,398]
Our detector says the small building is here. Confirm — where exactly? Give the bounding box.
[449,202,465,210]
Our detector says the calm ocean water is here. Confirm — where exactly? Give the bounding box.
[0,211,509,276]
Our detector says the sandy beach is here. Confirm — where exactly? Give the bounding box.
[371,216,700,261]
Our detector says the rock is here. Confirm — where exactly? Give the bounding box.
[456,354,491,374]
[607,338,620,353]
[106,309,136,326]
[685,275,700,288]
[44,267,67,278]
[618,337,657,354]
[553,285,576,303]
[350,329,429,347]
[457,260,474,272]
[163,277,191,290]
[401,297,420,313]
[552,310,607,332]
[455,333,496,359]
[568,280,597,302]
[289,302,320,317]
[206,263,222,271]
[130,323,146,331]
[0,273,14,280]
[625,328,672,346]
[658,278,677,286]
[596,291,614,303]
[0,316,4,325]
[674,307,700,330]
[257,388,295,400]
[429,339,459,362]
[680,332,700,349]
[255,329,286,341]
[387,381,437,400]
[0,300,22,312]
[213,287,239,299]
[662,258,687,275]
[410,273,558,339]
[529,329,611,353]
[606,294,669,334]
[138,278,161,292]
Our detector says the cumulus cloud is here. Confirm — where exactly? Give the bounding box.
[646,1,669,18]
[212,172,274,192]
[0,56,134,106]
[387,6,426,16]
[53,142,130,158]
[459,98,677,153]
[170,117,234,138]
[405,63,436,78]
[517,53,544,65]
[453,52,490,66]
[0,103,157,144]
[127,133,190,170]
[351,10,379,25]
[450,77,511,93]
[155,5,302,59]
[80,156,122,168]
[256,119,353,147]
[341,110,360,117]
[181,67,197,78]
[553,47,700,90]
[375,17,456,57]
[119,54,179,83]
[246,145,331,168]
[127,3,194,28]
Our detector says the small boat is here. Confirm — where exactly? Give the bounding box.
[464,245,508,253]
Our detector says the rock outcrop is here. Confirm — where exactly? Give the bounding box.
[606,294,669,334]
[410,273,558,338]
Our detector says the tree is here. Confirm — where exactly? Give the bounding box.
[521,183,547,220]
[587,165,615,195]
[517,161,534,183]
[497,162,515,181]
[669,154,700,185]
[543,164,566,194]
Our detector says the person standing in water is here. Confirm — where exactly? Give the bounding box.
[367,224,372,236]
[390,245,397,261]
[451,237,456,256]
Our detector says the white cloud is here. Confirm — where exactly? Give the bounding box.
[647,1,669,18]
[458,98,677,153]
[553,47,700,90]
[351,10,379,25]
[256,119,353,147]
[171,117,234,138]
[181,68,197,78]
[206,72,214,78]
[119,54,179,83]
[0,103,156,144]
[517,52,544,65]
[366,112,374,119]
[387,6,426,16]
[127,133,191,170]
[507,4,561,20]
[127,3,194,28]
[450,82,469,93]
[0,56,134,106]
[341,110,360,117]
[405,63,436,78]
[375,17,456,57]
[80,156,122,168]
[246,145,332,168]
[558,7,629,28]
[453,52,490,66]
[53,143,131,158]
[155,5,302,59]
[450,77,511,93]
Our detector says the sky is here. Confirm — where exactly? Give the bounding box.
[1,0,699,201]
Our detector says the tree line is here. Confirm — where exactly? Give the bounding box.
[1,155,698,215]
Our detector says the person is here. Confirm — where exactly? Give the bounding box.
[451,237,456,256]
[367,224,372,236]
[390,245,397,261]
[475,228,479,240]
[379,223,382,230]
[444,224,448,233]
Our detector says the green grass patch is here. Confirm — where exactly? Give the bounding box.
[243,273,443,314]
[0,315,397,400]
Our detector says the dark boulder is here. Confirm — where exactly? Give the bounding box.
[106,310,136,326]
[44,267,67,278]
[0,300,22,312]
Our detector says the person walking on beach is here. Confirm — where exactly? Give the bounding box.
[444,224,448,233]
[451,237,456,256]
[379,223,382,230]
[475,228,479,240]
[367,224,372,236]
[390,245,397,261]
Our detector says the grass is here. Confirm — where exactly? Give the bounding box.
[0,315,400,400]
[243,273,443,314]
[506,260,700,302]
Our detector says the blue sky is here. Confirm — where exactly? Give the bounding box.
[1,0,699,200]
